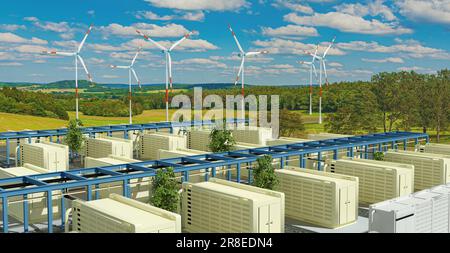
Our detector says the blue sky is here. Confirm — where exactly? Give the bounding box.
[0,0,449,85]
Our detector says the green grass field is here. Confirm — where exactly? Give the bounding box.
[1,110,448,143]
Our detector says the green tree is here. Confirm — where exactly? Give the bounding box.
[279,109,305,137]
[252,155,279,190]
[63,119,85,160]
[325,88,380,134]
[428,70,450,142]
[374,152,384,161]
[150,167,179,212]
[208,128,236,152]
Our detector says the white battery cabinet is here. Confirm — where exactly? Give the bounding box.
[369,198,416,233]
[182,178,285,233]
[413,190,449,233]
[232,127,273,145]
[83,137,134,160]
[417,143,450,156]
[83,156,149,202]
[0,164,61,224]
[19,141,69,171]
[327,159,414,205]
[139,133,187,160]
[430,184,450,232]
[72,194,181,233]
[384,150,450,191]
[275,167,359,228]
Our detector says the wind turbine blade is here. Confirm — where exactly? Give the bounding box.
[169,31,193,51]
[42,51,75,56]
[228,25,244,54]
[234,57,245,86]
[136,30,167,51]
[131,68,141,88]
[78,24,93,53]
[77,55,92,82]
[312,63,318,78]
[322,61,329,85]
[323,36,336,58]
[131,48,141,66]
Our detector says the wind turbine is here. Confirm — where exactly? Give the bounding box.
[110,48,142,125]
[300,44,318,115]
[305,36,336,124]
[228,25,268,119]
[136,29,194,122]
[42,24,94,120]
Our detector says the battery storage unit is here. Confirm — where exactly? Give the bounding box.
[232,127,273,145]
[187,128,211,151]
[0,164,61,223]
[369,186,450,233]
[83,155,149,202]
[72,194,181,233]
[275,167,359,228]
[307,133,353,140]
[327,158,414,205]
[139,133,187,160]
[384,150,450,191]
[157,148,209,183]
[83,136,134,160]
[417,143,450,156]
[19,141,69,171]
[182,178,285,233]
[430,184,450,232]
[266,137,310,146]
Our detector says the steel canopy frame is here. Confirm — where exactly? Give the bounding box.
[0,131,429,233]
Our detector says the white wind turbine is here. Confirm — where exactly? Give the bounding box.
[110,48,142,125]
[300,44,318,116]
[136,29,195,122]
[228,25,269,119]
[42,24,94,120]
[305,36,336,124]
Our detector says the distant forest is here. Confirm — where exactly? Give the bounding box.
[0,69,448,140]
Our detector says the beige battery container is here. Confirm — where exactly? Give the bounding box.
[72,194,181,233]
[0,164,61,223]
[82,136,134,160]
[327,158,414,205]
[187,129,211,151]
[384,150,450,191]
[232,126,273,145]
[182,178,285,233]
[139,133,187,160]
[19,141,69,171]
[416,143,450,156]
[275,167,358,228]
[83,155,149,202]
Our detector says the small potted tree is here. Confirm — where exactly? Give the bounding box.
[63,119,85,164]
[150,167,180,212]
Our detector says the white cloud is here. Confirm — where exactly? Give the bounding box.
[362,57,404,63]
[396,0,450,25]
[261,25,318,38]
[0,32,47,45]
[397,66,436,74]
[53,40,78,49]
[334,0,397,21]
[0,52,14,61]
[0,24,26,31]
[87,10,95,16]
[253,38,345,56]
[176,58,227,68]
[102,75,121,79]
[337,39,450,60]
[99,23,190,38]
[24,17,77,39]
[23,17,38,22]
[328,62,343,67]
[123,38,218,52]
[13,45,48,53]
[144,0,248,11]
[136,11,205,21]
[284,12,412,35]
[0,62,23,66]
[88,58,105,65]
[88,43,124,52]
[272,0,314,14]
[210,55,274,63]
